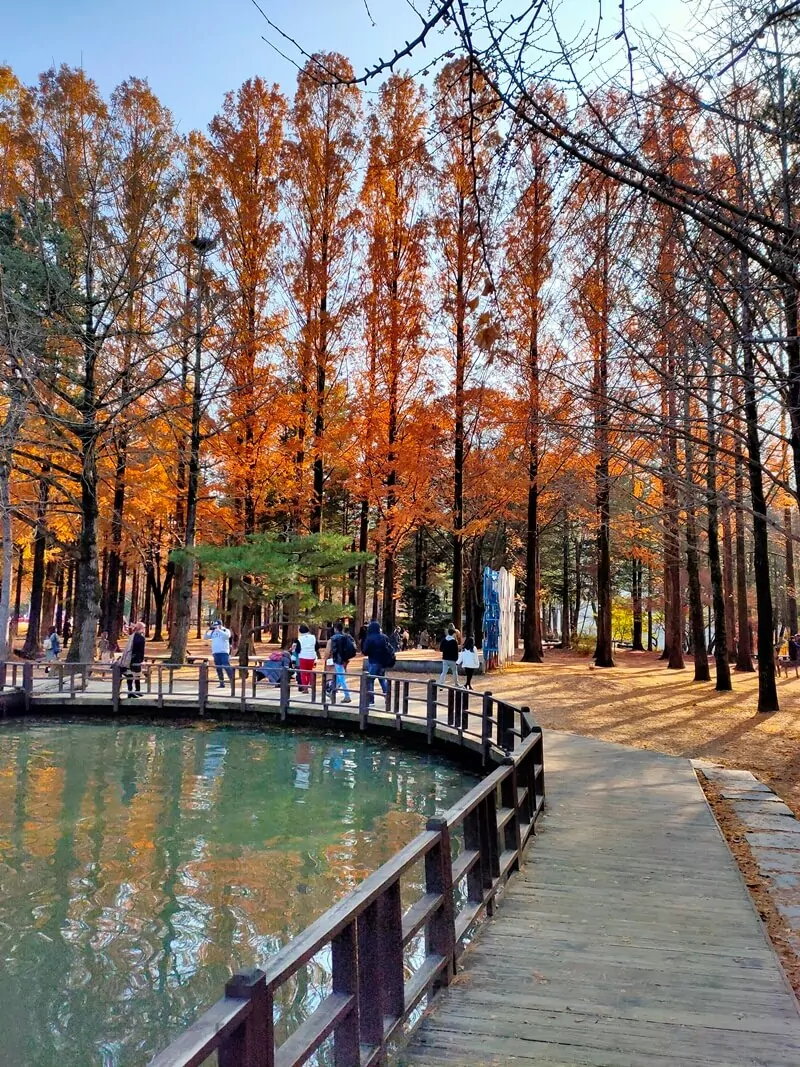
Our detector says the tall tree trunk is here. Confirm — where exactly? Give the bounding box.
[170,250,206,665]
[632,558,644,651]
[10,543,24,640]
[705,304,732,691]
[355,499,369,634]
[522,474,543,661]
[721,503,737,661]
[784,505,797,634]
[22,472,49,657]
[561,514,571,649]
[104,428,129,647]
[733,425,754,671]
[682,347,709,681]
[739,259,778,712]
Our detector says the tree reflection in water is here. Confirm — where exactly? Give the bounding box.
[0,722,476,1066]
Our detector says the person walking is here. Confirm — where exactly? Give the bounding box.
[42,626,61,673]
[205,620,234,688]
[120,622,146,697]
[458,636,480,690]
[362,620,393,703]
[329,622,357,702]
[419,627,429,650]
[296,624,319,692]
[98,631,112,664]
[438,625,460,685]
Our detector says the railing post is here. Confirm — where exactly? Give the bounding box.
[111,663,121,713]
[218,968,272,1067]
[447,686,455,727]
[401,680,409,719]
[0,662,5,691]
[279,666,289,721]
[425,816,457,986]
[240,669,247,713]
[359,671,369,730]
[22,662,33,711]
[500,759,522,871]
[520,705,532,739]
[69,665,76,700]
[58,663,65,693]
[157,665,164,709]
[357,882,404,1054]
[481,690,492,765]
[198,662,208,716]
[331,920,360,1066]
[461,689,469,733]
[426,679,437,744]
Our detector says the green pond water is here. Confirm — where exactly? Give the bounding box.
[0,722,477,1067]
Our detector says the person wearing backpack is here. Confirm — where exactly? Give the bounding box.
[438,625,460,685]
[43,626,61,673]
[329,621,356,703]
[362,620,392,703]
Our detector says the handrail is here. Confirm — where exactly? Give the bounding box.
[0,658,545,1067]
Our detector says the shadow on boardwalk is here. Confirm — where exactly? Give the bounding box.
[402,732,800,1067]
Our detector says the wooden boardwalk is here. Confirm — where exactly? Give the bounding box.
[402,732,800,1067]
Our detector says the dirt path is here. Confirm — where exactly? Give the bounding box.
[483,649,800,816]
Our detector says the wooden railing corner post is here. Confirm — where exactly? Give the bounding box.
[481,690,493,765]
[219,967,272,1067]
[279,666,289,720]
[425,816,457,986]
[426,679,437,744]
[22,661,33,710]
[111,663,121,713]
[198,661,208,716]
[359,671,369,730]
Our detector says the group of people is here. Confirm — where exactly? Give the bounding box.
[38,614,483,698]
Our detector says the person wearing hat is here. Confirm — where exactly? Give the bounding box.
[205,620,234,687]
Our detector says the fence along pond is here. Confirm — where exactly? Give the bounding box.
[0,661,545,1067]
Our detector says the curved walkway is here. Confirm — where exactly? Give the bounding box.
[402,732,800,1067]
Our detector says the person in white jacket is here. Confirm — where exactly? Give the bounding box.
[205,620,234,687]
[457,637,480,690]
[295,624,319,692]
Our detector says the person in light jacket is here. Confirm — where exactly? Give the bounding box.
[205,620,234,687]
[458,637,480,690]
[296,624,319,692]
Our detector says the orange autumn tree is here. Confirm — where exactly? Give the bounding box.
[283,54,362,537]
[360,73,432,631]
[206,77,286,537]
[500,99,561,661]
[432,58,499,628]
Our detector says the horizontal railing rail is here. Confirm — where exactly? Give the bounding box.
[0,657,545,1067]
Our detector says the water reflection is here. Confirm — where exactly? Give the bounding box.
[0,723,476,1067]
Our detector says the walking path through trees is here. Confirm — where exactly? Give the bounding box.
[403,732,800,1066]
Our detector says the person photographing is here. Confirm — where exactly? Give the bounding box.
[205,620,234,688]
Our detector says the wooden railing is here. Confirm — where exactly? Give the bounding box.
[0,660,533,762]
[0,657,544,1065]
[149,726,544,1067]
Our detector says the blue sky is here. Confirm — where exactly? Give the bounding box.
[3,0,690,131]
[2,0,452,130]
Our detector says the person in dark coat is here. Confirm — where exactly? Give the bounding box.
[123,622,146,697]
[362,620,390,703]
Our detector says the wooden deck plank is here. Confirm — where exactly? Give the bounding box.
[400,732,800,1067]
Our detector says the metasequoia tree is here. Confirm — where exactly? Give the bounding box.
[432,58,498,629]
[14,68,178,661]
[283,53,362,536]
[500,101,560,662]
[360,73,431,631]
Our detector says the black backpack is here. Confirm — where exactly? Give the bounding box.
[339,633,357,663]
[382,636,397,669]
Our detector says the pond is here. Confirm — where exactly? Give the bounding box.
[0,721,477,1067]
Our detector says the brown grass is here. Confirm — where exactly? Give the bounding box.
[485,649,800,816]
